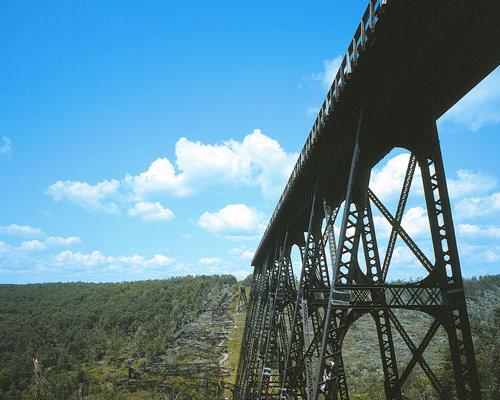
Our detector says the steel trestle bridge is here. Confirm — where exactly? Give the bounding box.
[234,0,499,399]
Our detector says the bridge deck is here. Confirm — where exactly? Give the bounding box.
[252,0,499,267]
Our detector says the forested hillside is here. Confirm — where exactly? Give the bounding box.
[1,274,498,399]
[0,275,239,399]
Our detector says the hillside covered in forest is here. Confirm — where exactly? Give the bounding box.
[0,274,499,399]
[0,275,241,399]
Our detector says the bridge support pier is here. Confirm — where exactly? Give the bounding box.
[235,115,481,400]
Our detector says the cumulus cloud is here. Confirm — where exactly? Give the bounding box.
[0,136,12,158]
[52,250,175,270]
[386,245,432,280]
[370,153,495,202]
[373,215,392,239]
[0,240,10,254]
[125,158,188,197]
[392,246,420,264]
[460,243,500,264]
[0,231,80,254]
[370,153,422,201]
[53,250,104,268]
[47,179,120,214]
[373,206,430,240]
[45,236,82,246]
[458,223,500,238]
[47,130,297,219]
[401,207,430,237]
[20,240,47,251]
[229,247,254,261]
[447,170,497,198]
[127,201,174,222]
[198,257,222,265]
[0,224,42,236]
[481,249,500,263]
[126,129,297,199]
[149,254,175,266]
[0,231,176,281]
[455,192,500,218]
[440,66,500,131]
[198,204,265,235]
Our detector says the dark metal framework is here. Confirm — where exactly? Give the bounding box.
[234,0,499,399]
[238,286,249,312]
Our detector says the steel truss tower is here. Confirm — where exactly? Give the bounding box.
[235,0,499,399]
[236,118,480,400]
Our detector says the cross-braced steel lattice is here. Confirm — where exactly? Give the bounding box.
[235,0,499,399]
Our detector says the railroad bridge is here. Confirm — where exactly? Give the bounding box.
[234,1,499,399]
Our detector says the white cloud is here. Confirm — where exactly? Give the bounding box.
[127,201,174,222]
[392,246,420,264]
[447,170,496,198]
[373,215,392,239]
[148,254,175,266]
[0,240,11,254]
[370,153,423,201]
[373,207,429,239]
[198,257,222,265]
[52,250,175,270]
[312,56,343,88]
[20,240,47,251]
[47,179,120,214]
[169,136,242,192]
[241,250,254,260]
[127,129,297,199]
[198,204,265,235]
[125,157,188,197]
[401,207,430,237]
[440,66,500,131]
[0,231,80,256]
[0,236,177,281]
[455,192,500,218]
[53,250,105,268]
[460,243,500,264]
[381,243,437,282]
[229,247,254,261]
[0,136,12,158]
[483,250,500,263]
[458,223,500,238]
[47,130,297,217]
[370,153,494,202]
[45,236,82,246]
[228,130,297,198]
[0,224,42,236]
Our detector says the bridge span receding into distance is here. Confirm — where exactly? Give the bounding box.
[235,0,499,399]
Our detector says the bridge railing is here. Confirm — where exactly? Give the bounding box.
[254,0,388,265]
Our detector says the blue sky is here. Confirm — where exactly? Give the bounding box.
[0,1,499,283]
